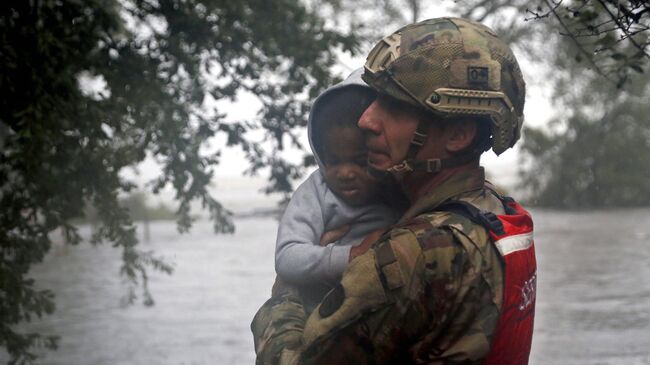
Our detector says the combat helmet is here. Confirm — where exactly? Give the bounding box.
[363,17,526,171]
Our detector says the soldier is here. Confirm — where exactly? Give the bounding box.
[252,17,536,365]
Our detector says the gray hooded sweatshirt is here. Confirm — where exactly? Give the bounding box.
[275,69,399,311]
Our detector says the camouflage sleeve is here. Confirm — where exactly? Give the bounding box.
[297,218,471,364]
[251,277,307,365]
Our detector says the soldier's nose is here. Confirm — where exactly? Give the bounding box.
[358,100,382,135]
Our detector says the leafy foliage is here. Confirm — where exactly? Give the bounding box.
[519,37,650,208]
[526,0,649,87]
[0,0,358,362]
[450,0,650,208]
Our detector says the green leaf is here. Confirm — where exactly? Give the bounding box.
[629,63,644,73]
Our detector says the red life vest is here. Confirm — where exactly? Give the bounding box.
[436,197,536,364]
[483,198,536,365]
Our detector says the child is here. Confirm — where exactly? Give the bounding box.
[275,69,401,312]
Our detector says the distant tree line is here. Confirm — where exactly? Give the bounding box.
[78,192,177,223]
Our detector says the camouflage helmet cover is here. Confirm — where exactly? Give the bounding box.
[362,17,526,155]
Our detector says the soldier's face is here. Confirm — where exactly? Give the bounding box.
[357,95,421,171]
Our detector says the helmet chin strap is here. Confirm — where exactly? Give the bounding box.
[365,119,429,185]
[370,119,482,182]
[386,152,482,180]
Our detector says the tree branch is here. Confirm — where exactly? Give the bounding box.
[597,0,650,58]
[542,0,614,82]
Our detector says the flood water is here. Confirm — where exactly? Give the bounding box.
[3,208,650,364]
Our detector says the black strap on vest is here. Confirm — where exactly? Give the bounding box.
[483,185,518,216]
[500,195,518,215]
[435,200,505,236]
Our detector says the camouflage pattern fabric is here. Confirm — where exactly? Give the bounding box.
[251,167,506,364]
[363,17,526,155]
[251,278,306,365]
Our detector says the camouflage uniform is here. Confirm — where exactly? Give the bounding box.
[252,167,506,364]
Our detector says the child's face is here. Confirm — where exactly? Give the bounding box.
[322,126,379,206]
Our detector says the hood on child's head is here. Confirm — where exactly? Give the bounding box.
[307,68,376,170]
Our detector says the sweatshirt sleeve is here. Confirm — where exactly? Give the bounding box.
[275,172,352,286]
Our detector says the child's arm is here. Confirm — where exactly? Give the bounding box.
[319,224,351,246]
[275,173,352,286]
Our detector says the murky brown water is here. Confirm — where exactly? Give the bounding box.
[3,209,650,364]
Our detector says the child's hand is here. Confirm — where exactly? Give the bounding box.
[319,224,352,246]
[349,228,385,262]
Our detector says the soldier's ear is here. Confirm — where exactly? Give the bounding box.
[445,120,477,153]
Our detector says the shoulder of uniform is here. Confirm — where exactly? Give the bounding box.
[391,210,493,277]
[420,208,490,245]
[364,214,468,303]
[391,215,457,251]
[396,208,487,242]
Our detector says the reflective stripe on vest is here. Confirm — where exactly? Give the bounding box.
[483,199,536,365]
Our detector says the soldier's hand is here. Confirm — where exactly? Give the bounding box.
[319,224,351,246]
[349,228,384,262]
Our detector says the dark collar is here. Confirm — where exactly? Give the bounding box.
[399,167,486,223]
